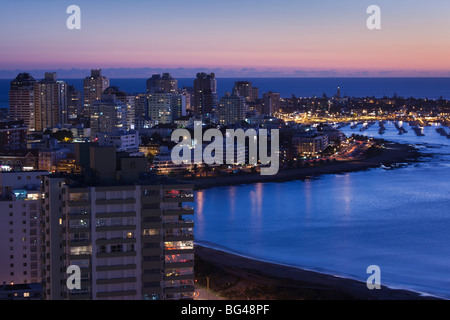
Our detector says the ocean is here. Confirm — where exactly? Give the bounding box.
[193,122,450,299]
[1,77,450,109]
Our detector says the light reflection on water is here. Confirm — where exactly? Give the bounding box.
[194,122,450,298]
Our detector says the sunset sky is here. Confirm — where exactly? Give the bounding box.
[1,0,450,77]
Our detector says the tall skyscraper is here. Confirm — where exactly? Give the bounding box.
[9,73,37,131]
[41,146,195,300]
[218,93,246,125]
[147,93,174,125]
[83,69,110,121]
[146,74,185,125]
[262,91,280,116]
[193,73,217,115]
[233,81,258,103]
[90,94,126,137]
[146,73,178,94]
[67,85,82,123]
[34,73,68,132]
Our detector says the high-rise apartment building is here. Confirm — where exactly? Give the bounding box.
[0,171,48,286]
[9,73,37,131]
[41,146,195,300]
[233,81,258,103]
[67,85,82,123]
[193,73,217,115]
[90,94,127,137]
[0,120,28,150]
[147,93,186,125]
[82,69,110,121]
[34,73,68,132]
[147,93,174,125]
[262,91,280,116]
[218,93,246,125]
[146,73,178,94]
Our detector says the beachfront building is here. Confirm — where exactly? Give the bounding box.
[292,135,328,156]
[292,126,329,156]
[41,146,195,300]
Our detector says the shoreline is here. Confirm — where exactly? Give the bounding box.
[194,244,443,300]
[183,140,424,190]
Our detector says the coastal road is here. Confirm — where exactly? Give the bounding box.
[194,285,223,300]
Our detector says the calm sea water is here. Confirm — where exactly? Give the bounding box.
[1,77,450,108]
[194,122,450,299]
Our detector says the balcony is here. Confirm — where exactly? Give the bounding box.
[163,191,194,203]
[68,292,91,300]
[95,211,136,219]
[96,251,137,258]
[142,274,162,282]
[95,225,136,232]
[96,264,136,272]
[95,237,136,245]
[67,200,90,207]
[142,287,162,295]
[164,234,194,242]
[68,239,91,247]
[68,225,90,233]
[163,219,194,228]
[96,290,137,299]
[96,277,136,285]
[142,261,162,269]
[142,247,162,256]
[164,208,194,216]
[164,260,195,268]
[142,195,161,204]
[142,235,161,243]
[142,209,161,217]
[142,221,162,229]
[95,198,136,205]
[164,285,195,294]
[163,273,194,281]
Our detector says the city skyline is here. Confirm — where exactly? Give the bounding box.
[1,1,450,77]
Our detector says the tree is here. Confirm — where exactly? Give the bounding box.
[52,130,73,143]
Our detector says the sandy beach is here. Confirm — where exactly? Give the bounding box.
[194,245,442,300]
[184,141,424,190]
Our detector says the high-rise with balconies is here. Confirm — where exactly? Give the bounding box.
[193,73,218,115]
[41,146,195,300]
[82,69,110,121]
[9,73,37,131]
[34,73,68,132]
